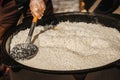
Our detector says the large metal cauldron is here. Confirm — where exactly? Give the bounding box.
[0,12,120,80]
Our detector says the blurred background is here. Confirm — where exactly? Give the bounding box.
[52,0,120,14]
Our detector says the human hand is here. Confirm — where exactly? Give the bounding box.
[30,0,46,19]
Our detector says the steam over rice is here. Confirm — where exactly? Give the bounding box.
[10,21,120,71]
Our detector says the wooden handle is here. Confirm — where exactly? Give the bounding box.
[32,17,38,23]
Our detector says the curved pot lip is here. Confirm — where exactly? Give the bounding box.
[1,12,120,74]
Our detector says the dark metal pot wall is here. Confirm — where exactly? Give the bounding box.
[1,12,120,74]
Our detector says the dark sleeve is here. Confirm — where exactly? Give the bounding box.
[84,0,96,11]
[94,0,119,14]
[44,0,53,15]
[84,0,119,14]
[15,0,30,16]
[15,0,29,4]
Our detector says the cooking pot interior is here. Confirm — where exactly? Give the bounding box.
[1,12,120,74]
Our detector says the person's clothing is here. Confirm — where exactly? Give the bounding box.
[0,0,3,6]
[84,0,120,14]
[0,0,23,78]
[0,0,21,45]
[0,0,53,45]
[0,0,53,78]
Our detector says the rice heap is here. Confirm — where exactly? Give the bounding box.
[10,21,120,71]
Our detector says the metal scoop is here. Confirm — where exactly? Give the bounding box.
[10,17,38,60]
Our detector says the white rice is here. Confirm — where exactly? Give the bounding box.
[10,21,120,71]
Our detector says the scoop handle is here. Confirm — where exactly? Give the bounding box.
[26,17,38,43]
[32,16,38,23]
